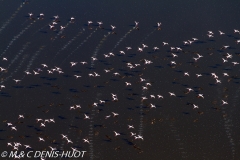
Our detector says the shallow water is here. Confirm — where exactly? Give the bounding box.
[0,0,240,160]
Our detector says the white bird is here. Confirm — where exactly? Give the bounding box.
[146,83,151,86]
[138,47,143,52]
[125,82,131,86]
[119,51,125,54]
[140,78,146,82]
[75,105,81,109]
[49,24,54,30]
[208,31,214,34]
[130,132,136,137]
[91,57,97,61]
[0,67,6,71]
[24,145,31,149]
[105,115,111,119]
[222,58,228,63]
[113,72,120,76]
[11,126,17,131]
[36,119,43,122]
[104,54,110,58]
[92,102,98,107]
[88,21,93,25]
[28,13,33,17]
[188,40,194,44]
[49,146,57,151]
[126,47,132,50]
[112,97,118,101]
[49,118,55,123]
[197,94,204,99]
[70,62,78,67]
[80,61,88,65]
[207,34,214,38]
[112,112,119,117]
[69,106,76,112]
[222,100,228,105]
[0,85,5,89]
[169,92,176,96]
[47,70,53,74]
[104,69,110,73]
[94,72,100,77]
[109,52,115,56]
[226,54,233,59]
[222,45,230,49]
[219,30,225,35]
[111,93,117,97]
[53,15,59,19]
[196,74,202,78]
[134,135,144,140]
[60,26,65,30]
[7,142,12,146]
[192,38,198,41]
[216,79,221,83]
[135,21,139,26]
[141,96,148,101]
[61,134,68,139]
[183,41,189,45]
[39,137,45,142]
[24,71,31,75]
[84,114,90,119]
[114,131,120,136]
[88,73,94,77]
[71,147,79,152]
[142,44,148,48]
[66,139,73,144]
[163,42,169,46]
[176,47,182,51]
[153,47,159,51]
[193,104,199,109]
[97,21,103,26]
[74,75,81,79]
[111,25,116,30]
[223,73,229,76]
[232,62,239,66]
[172,53,178,58]
[197,54,203,58]
[18,115,24,119]
[33,70,39,75]
[150,95,155,98]
[83,138,90,143]
[234,29,239,33]
[13,79,21,83]
[41,64,48,68]
[128,125,134,129]
[193,57,199,62]
[186,88,193,92]
[150,103,156,108]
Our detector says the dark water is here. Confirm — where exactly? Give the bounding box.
[0,0,240,160]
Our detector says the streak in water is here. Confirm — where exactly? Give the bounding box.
[0,2,25,35]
